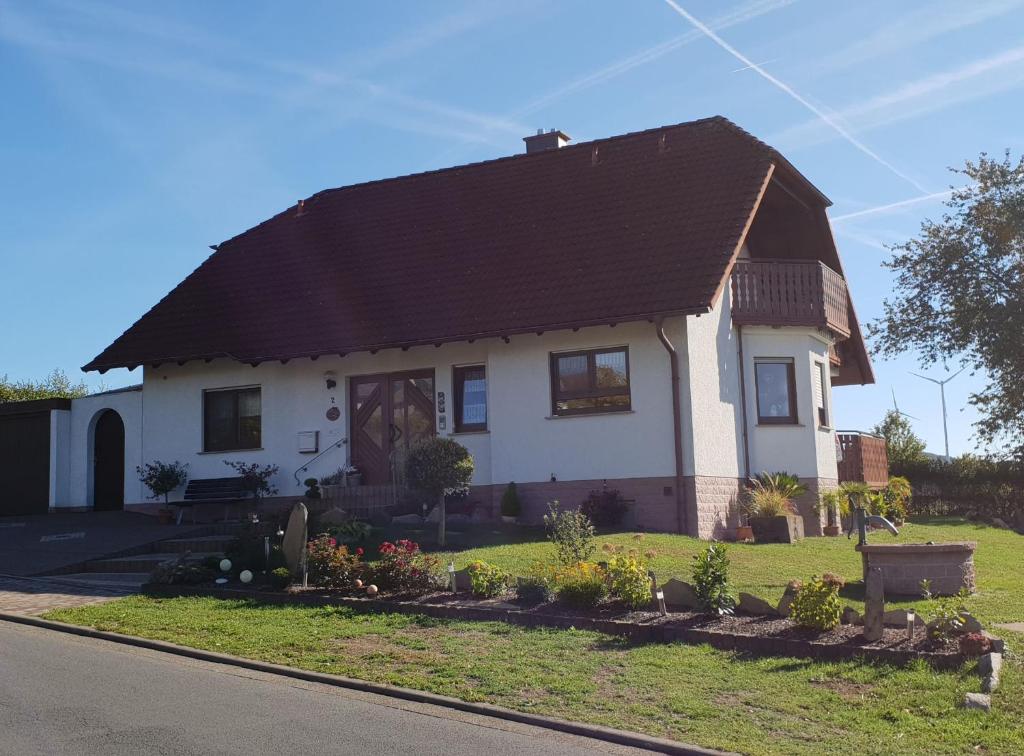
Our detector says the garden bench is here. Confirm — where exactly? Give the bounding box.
[179,477,249,524]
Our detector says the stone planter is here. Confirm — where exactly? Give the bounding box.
[857,541,976,596]
[735,525,754,542]
[321,484,343,501]
[501,515,517,524]
[823,524,841,537]
[749,515,804,544]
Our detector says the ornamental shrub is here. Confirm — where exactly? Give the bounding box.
[224,461,279,502]
[269,566,292,590]
[467,560,512,598]
[149,555,215,585]
[543,501,595,566]
[500,482,521,518]
[606,553,652,609]
[306,535,363,590]
[136,460,189,504]
[405,437,474,546]
[580,487,631,528]
[370,539,441,594]
[691,543,736,615]
[790,575,843,631]
[554,562,608,608]
[516,564,556,604]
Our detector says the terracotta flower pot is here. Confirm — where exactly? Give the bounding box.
[735,525,754,542]
[823,524,841,537]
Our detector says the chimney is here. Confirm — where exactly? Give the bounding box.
[523,128,571,154]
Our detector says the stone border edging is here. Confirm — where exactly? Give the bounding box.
[0,612,726,756]
[145,584,970,669]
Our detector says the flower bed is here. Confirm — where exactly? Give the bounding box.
[142,581,978,669]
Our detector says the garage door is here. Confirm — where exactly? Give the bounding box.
[0,410,51,516]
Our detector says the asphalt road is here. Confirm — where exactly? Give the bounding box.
[0,622,651,755]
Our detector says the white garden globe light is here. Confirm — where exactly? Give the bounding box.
[219,559,232,573]
[239,570,253,584]
[366,584,378,596]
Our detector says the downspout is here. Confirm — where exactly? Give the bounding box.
[655,318,686,534]
[736,325,752,481]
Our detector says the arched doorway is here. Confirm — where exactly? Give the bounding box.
[93,410,125,511]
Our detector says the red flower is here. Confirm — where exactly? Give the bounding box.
[329,538,337,547]
[355,547,364,556]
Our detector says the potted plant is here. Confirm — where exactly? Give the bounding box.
[735,520,754,542]
[743,472,806,543]
[319,468,345,500]
[500,482,521,524]
[818,489,844,537]
[303,477,322,500]
[343,464,362,487]
[136,460,189,524]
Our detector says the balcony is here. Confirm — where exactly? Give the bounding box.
[837,431,889,488]
[730,259,851,339]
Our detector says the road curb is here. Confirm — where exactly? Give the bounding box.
[0,612,727,756]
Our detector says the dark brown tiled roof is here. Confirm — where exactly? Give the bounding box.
[85,117,789,372]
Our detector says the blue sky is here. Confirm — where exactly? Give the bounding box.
[3,0,1023,457]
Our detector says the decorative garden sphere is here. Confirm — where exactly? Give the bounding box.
[239,570,253,584]
[354,579,363,589]
[366,584,378,596]
[219,559,232,573]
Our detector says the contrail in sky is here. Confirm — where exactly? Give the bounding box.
[660,0,930,193]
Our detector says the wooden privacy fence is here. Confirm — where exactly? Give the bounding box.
[837,431,889,488]
[731,259,851,338]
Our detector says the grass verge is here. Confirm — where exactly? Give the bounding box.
[45,595,1022,755]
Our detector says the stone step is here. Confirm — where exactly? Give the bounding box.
[84,552,222,574]
[44,573,150,590]
[158,535,237,554]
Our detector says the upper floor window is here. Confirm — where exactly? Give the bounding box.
[204,386,261,451]
[814,361,830,428]
[550,347,630,416]
[453,365,487,432]
[754,359,797,425]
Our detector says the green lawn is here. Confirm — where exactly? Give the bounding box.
[404,516,1022,628]
[46,595,1022,755]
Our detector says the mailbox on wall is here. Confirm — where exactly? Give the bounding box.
[297,430,319,454]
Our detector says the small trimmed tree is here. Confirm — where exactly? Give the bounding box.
[137,461,189,505]
[405,437,474,546]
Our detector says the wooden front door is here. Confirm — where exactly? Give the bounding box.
[350,370,435,485]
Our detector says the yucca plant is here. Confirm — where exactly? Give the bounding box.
[744,472,805,519]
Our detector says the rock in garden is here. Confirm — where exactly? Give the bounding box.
[391,513,423,526]
[661,578,700,609]
[980,652,1003,693]
[883,609,924,627]
[991,518,1011,530]
[424,506,441,524]
[983,632,1005,654]
[738,592,778,616]
[963,693,991,712]
[316,508,349,526]
[960,613,983,634]
[777,594,794,617]
[281,502,309,575]
[841,606,862,625]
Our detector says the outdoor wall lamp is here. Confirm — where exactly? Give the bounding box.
[324,371,337,390]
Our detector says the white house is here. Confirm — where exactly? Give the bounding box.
[16,117,883,538]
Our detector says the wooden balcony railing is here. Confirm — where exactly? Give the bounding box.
[837,431,889,488]
[730,259,851,338]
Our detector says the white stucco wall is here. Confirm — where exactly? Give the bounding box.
[58,388,144,508]
[739,326,838,479]
[134,322,681,504]
[680,287,744,479]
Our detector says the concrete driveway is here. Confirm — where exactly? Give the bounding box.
[0,511,206,576]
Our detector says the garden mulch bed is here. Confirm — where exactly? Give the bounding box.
[143,582,972,669]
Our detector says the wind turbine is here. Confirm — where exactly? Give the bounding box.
[890,388,919,421]
[910,368,965,462]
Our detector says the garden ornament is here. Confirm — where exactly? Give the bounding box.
[846,505,899,546]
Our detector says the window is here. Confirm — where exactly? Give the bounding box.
[550,347,630,416]
[814,361,829,427]
[453,365,487,432]
[203,387,261,451]
[754,359,797,424]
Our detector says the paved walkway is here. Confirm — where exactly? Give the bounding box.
[0,575,135,616]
